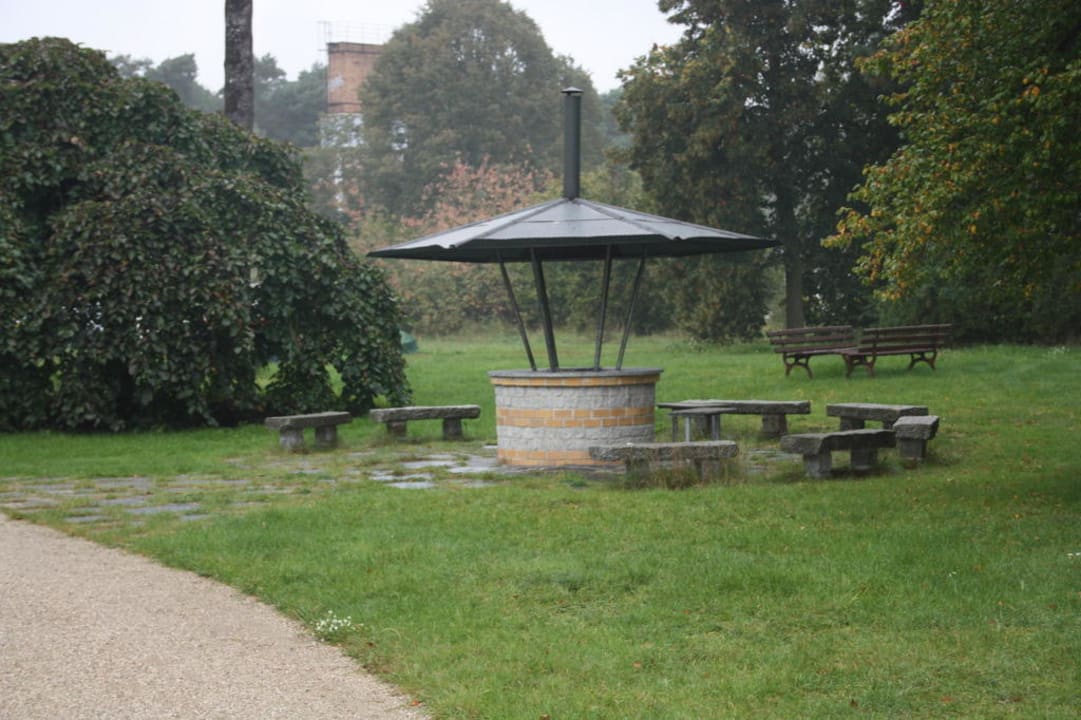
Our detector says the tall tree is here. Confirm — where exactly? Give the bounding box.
[113,53,222,112]
[357,0,604,217]
[255,56,325,147]
[831,0,1081,342]
[617,0,919,330]
[224,0,254,130]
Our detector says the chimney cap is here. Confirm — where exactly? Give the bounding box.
[562,86,583,95]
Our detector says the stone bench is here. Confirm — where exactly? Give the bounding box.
[826,402,928,430]
[265,411,351,451]
[893,415,940,463]
[369,405,481,440]
[659,400,811,437]
[589,441,739,480]
[780,429,896,478]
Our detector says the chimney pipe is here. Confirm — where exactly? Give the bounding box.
[562,87,582,200]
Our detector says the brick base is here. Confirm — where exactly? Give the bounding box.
[490,369,662,467]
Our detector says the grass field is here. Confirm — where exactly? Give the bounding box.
[2,334,1079,718]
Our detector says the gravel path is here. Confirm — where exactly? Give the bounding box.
[0,514,429,720]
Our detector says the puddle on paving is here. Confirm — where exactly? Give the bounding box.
[127,502,202,515]
[401,460,457,470]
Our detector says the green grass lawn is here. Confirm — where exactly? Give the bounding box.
[2,335,1079,718]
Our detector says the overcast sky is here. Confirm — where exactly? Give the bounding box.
[0,0,684,93]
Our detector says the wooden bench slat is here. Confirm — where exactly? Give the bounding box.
[844,324,951,377]
[765,326,856,378]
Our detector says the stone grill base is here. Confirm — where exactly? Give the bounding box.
[489,369,662,466]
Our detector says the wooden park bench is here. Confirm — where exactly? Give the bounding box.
[780,429,896,478]
[765,326,856,378]
[265,411,351,451]
[893,415,940,464]
[369,405,481,441]
[589,441,739,480]
[659,400,811,438]
[842,324,951,377]
[826,402,929,430]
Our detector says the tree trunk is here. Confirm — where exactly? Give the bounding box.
[775,186,806,328]
[224,0,254,130]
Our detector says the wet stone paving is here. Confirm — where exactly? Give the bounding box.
[0,447,536,528]
[0,441,794,529]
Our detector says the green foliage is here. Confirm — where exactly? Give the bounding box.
[617,0,917,331]
[831,0,1081,343]
[112,53,222,112]
[660,256,774,342]
[356,0,605,217]
[0,38,408,431]
[255,56,325,147]
[357,159,553,335]
[112,52,326,148]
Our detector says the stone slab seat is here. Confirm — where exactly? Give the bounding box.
[589,441,738,479]
[826,402,928,430]
[264,411,352,451]
[893,415,940,463]
[368,405,481,440]
[658,399,811,437]
[780,428,896,478]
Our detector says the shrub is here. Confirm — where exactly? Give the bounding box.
[0,38,409,430]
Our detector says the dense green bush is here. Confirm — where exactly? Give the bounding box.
[0,38,409,430]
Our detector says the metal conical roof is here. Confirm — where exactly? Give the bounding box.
[368,196,777,263]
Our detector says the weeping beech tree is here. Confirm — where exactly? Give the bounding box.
[0,38,409,430]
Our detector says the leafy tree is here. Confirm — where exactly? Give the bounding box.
[255,56,325,147]
[616,0,919,332]
[357,0,605,217]
[0,38,408,431]
[224,0,254,130]
[111,53,221,112]
[358,159,553,335]
[830,0,1081,342]
[113,52,325,146]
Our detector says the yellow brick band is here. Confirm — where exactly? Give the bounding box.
[489,368,662,468]
[496,448,609,466]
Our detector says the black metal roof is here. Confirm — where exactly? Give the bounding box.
[367,196,778,263]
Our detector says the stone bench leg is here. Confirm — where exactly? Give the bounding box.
[386,420,407,437]
[314,426,338,448]
[278,429,305,451]
[760,414,787,437]
[839,417,865,430]
[694,459,726,480]
[671,416,719,442]
[442,417,464,440]
[897,438,927,463]
[803,452,832,479]
[850,448,878,473]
